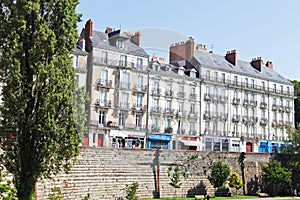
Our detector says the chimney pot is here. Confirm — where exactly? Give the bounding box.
[251,57,264,72]
[225,50,237,66]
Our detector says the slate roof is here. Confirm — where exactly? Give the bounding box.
[193,50,292,85]
[90,30,148,58]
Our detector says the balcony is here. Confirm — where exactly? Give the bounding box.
[151,88,161,96]
[203,111,212,120]
[165,89,174,98]
[272,104,278,111]
[188,112,198,119]
[164,127,173,133]
[249,100,257,107]
[278,105,284,112]
[164,108,175,116]
[232,98,240,105]
[260,102,267,109]
[204,93,212,101]
[119,82,131,90]
[260,118,268,126]
[132,84,147,94]
[243,100,250,106]
[95,99,111,109]
[176,110,187,117]
[232,115,240,122]
[285,106,292,113]
[150,106,162,114]
[219,112,228,120]
[219,95,228,103]
[97,79,113,89]
[119,102,130,110]
[177,92,185,99]
[131,104,146,113]
[177,129,185,135]
[126,123,146,131]
[189,93,197,100]
[151,126,160,132]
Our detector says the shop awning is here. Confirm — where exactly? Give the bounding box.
[179,139,201,146]
[110,130,146,138]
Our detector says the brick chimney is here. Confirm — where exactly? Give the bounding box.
[85,19,93,38]
[169,37,195,62]
[266,61,273,69]
[251,57,264,72]
[225,50,237,66]
[130,31,141,46]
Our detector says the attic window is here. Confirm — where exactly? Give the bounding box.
[178,69,184,76]
[190,71,196,78]
[116,40,124,49]
[153,63,159,71]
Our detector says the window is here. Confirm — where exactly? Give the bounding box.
[153,117,159,128]
[262,81,265,91]
[99,110,106,125]
[261,111,265,119]
[221,89,225,97]
[101,70,108,83]
[190,70,196,78]
[244,92,248,101]
[99,89,107,104]
[205,103,210,112]
[154,98,159,108]
[116,40,124,49]
[153,63,159,71]
[136,114,142,128]
[213,87,218,96]
[166,118,171,127]
[190,103,195,114]
[122,72,130,89]
[166,100,172,111]
[273,84,276,93]
[250,93,254,102]
[279,98,283,106]
[214,72,218,81]
[273,112,277,122]
[179,102,184,112]
[120,55,127,67]
[136,58,143,69]
[273,98,276,106]
[154,82,159,93]
[234,76,238,85]
[206,70,210,80]
[121,92,129,109]
[213,120,217,134]
[179,85,184,93]
[251,79,254,88]
[244,78,248,88]
[221,73,225,83]
[136,94,143,107]
[206,86,210,94]
[190,122,195,134]
[280,85,283,94]
[191,87,195,95]
[261,95,265,103]
[286,100,290,107]
[100,51,108,64]
[137,76,143,89]
[178,68,184,75]
[287,86,290,95]
[118,113,125,126]
[73,55,79,68]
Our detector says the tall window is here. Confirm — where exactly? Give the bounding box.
[221,88,225,97]
[101,70,108,83]
[154,82,159,93]
[120,55,127,67]
[280,85,283,94]
[136,114,142,128]
[206,86,210,95]
[190,70,196,78]
[234,76,238,85]
[118,113,125,126]
[244,92,248,101]
[190,103,195,114]
[153,117,159,128]
[99,110,106,125]
[100,51,108,64]
[136,58,143,69]
[261,95,265,103]
[178,68,184,75]
[99,89,107,104]
[214,71,218,81]
[73,55,79,68]
[122,92,129,108]
[273,83,276,93]
[206,70,210,80]
[273,98,277,106]
[137,76,143,89]
[221,73,225,83]
[166,100,172,111]
[179,102,184,112]
[286,100,290,107]
[251,79,254,88]
[213,87,218,97]
[205,103,210,112]
[179,85,184,93]
[154,98,159,109]
[250,93,254,102]
[287,86,290,95]
[261,111,265,119]
[136,94,143,107]
[116,40,124,49]
[244,78,248,88]
[153,63,159,71]
[262,81,265,91]
[190,122,195,134]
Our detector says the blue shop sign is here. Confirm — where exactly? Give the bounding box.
[148,134,171,141]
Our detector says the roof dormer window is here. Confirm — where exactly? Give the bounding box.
[153,63,159,71]
[190,69,196,78]
[116,40,124,49]
[178,67,184,75]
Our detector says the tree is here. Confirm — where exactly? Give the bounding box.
[167,165,182,197]
[291,80,300,126]
[124,182,138,200]
[0,1,83,199]
[262,161,292,196]
[208,161,230,189]
[228,172,243,196]
[283,123,300,154]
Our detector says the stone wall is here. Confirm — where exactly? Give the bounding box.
[35,148,271,199]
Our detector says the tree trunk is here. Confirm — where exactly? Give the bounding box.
[16,176,35,200]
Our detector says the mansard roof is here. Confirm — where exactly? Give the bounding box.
[90,30,148,58]
[193,50,292,85]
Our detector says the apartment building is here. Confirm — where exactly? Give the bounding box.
[79,20,149,148]
[170,38,294,153]
[147,58,201,150]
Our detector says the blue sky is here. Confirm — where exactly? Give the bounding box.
[77,0,300,81]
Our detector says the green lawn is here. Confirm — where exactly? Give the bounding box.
[142,196,259,200]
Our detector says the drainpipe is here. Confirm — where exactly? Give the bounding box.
[145,57,150,149]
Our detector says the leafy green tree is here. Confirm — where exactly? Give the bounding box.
[262,161,292,196]
[124,182,138,200]
[228,172,243,196]
[0,172,17,200]
[167,165,182,196]
[208,161,230,189]
[291,80,300,126]
[0,1,83,199]
[283,123,300,154]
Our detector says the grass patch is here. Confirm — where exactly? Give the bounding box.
[142,196,259,200]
